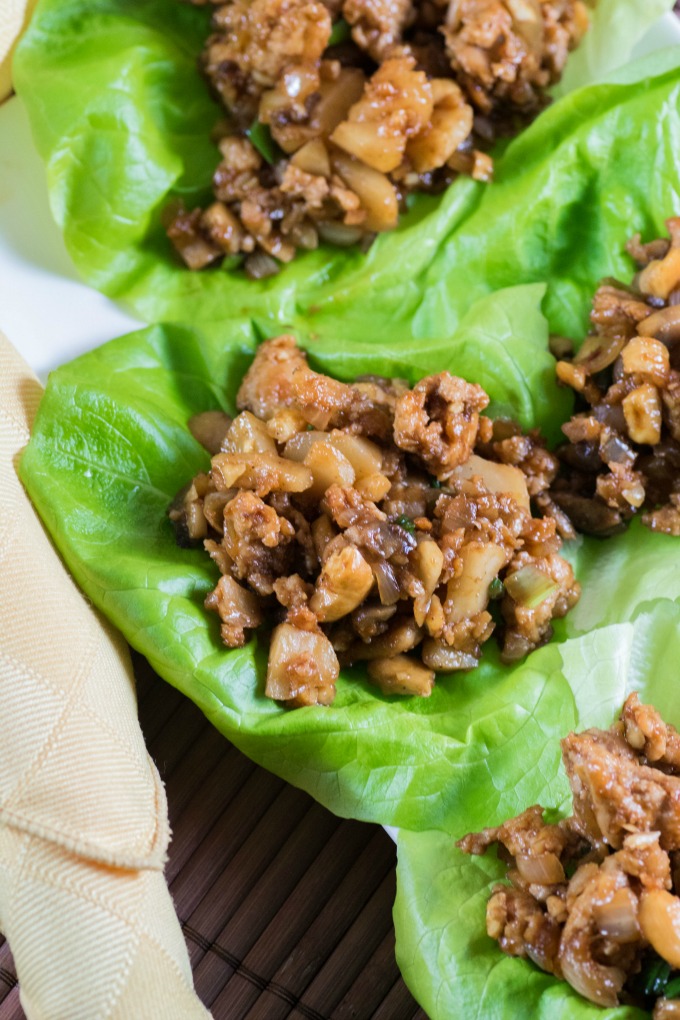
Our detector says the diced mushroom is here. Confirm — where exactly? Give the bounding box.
[188,410,233,455]
[309,544,374,621]
[445,542,508,624]
[367,655,435,697]
[222,410,278,454]
[451,455,530,511]
[421,637,478,671]
[622,384,663,445]
[266,622,340,706]
[211,451,313,496]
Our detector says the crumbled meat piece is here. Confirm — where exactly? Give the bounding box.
[590,283,652,340]
[322,483,386,529]
[173,335,580,705]
[459,696,680,1012]
[169,0,586,269]
[562,728,680,852]
[167,206,223,270]
[486,885,562,974]
[623,692,680,770]
[205,0,331,109]
[443,0,586,116]
[642,494,680,536]
[222,490,296,594]
[237,335,393,438]
[486,432,559,497]
[279,163,330,207]
[343,0,414,60]
[458,804,571,862]
[393,372,489,478]
[205,574,263,646]
[550,221,680,537]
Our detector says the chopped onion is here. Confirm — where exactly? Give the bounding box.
[638,305,680,345]
[573,333,626,374]
[371,559,401,605]
[515,853,565,886]
[504,565,558,609]
[593,887,640,942]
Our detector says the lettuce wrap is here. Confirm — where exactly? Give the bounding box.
[13,2,680,1017]
[12,0,678,340]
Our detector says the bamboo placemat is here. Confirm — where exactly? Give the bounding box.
[0,654,426,1020]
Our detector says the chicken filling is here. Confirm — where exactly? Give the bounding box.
[548,218,680,537]
[167,0,588,276]
[459,695,680,1018]
[170,335,580,707]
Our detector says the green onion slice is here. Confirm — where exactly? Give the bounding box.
[246,120,283,165]
[328,18,351,47]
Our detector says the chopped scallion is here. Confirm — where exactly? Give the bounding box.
[642,956,672,998]
[396,513,416,534]
[664,975,680,998]
[328,18,351,47]
[488,577,504,600]
[246,120,283,165]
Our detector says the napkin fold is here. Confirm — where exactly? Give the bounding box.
[0,331,211,1018]
[0,0,37,100]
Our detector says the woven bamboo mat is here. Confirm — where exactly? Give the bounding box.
[0,654,426,1020]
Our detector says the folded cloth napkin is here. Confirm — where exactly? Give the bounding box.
[0,331,212,1018]
[0,0,37,100]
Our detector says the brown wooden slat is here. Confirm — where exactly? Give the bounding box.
[331,929,403,1020]
[191,804,347,1006]
[296,870,397,1016]
[170,767,286,915]
[0,986,24,1020]
[0,667,425,1020]
[370,977,428,1020]
[235,829,395,1020]
[182,787,316,968]
[164,724,231,826]
[0,938,17,1007]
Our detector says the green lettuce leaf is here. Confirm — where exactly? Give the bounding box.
[19,286,680,839]
[393,592,680,1020]
[391,546,680,1016]
[13,2,680,341]
[395,825,646,1020]
[553,0,676,97]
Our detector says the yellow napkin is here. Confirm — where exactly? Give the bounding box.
[0,331,212,1018]
[0,0,37,100]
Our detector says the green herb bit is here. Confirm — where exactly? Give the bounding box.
[642,956,672,998]
[488,577,504,600]
[396,514,416,534]
[664,975,680,999]
[328,18,351,47]
[504,565,558,609]
[246,120,283,165]
[430,477,442,489]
